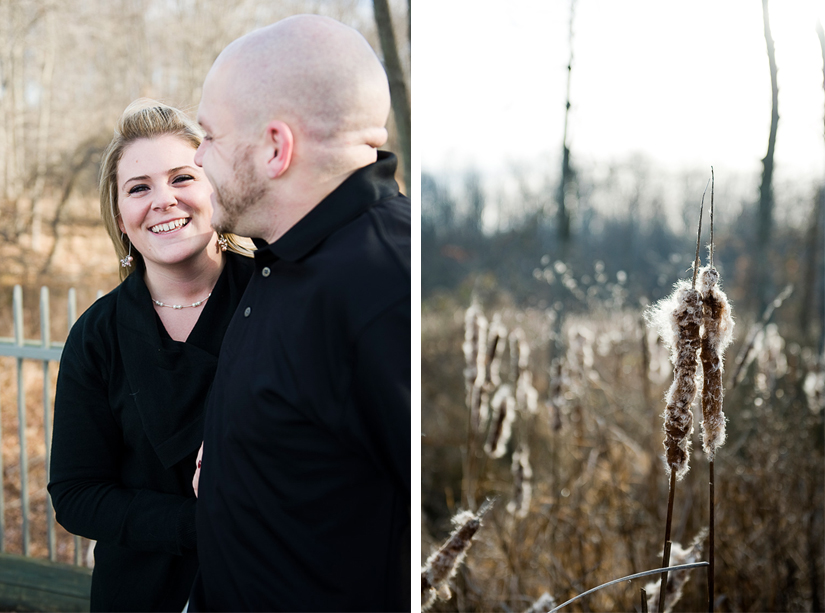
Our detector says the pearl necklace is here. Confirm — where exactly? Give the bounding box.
[151,292,212,310]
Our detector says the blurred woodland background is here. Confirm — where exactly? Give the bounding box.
[421,2,825,612]
[0,0,409,565]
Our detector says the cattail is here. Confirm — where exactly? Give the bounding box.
[644,529,707,613]
[485,385,515,458]
[698,266,734,460]
[477,315,508,430]
[650,281,703,479]
[485,314,507,390]
[507,444,533,518]
[463,302,488,405]
[509,327,528,384]
[523,592,557,613]
[421,500,493,610]
[516,369,539,414]
[464,303,488,432]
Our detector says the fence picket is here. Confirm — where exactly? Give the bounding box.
[13,287,30,557]
[41,288,56,562]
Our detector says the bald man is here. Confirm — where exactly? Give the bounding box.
[187,15,410,612]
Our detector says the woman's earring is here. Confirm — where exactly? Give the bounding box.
[120,235,133,268]
[216,235,228,253]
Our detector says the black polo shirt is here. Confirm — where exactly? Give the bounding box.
[190,152,411,612]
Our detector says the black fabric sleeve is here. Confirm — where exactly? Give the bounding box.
[349,297,411,504]
[48,335,196,556]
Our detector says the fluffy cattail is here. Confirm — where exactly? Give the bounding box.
[464,303,488,431]
[485,314,507,390]
[644,528,707,613]
[421,500,493,610]
[485,385,515,458]
[463,303,488,404]
[516,369,539,414]
[650,281,703,479]
[523,592,557,613]
[509,327,528,384]
[698,266,734,460]
[507,444,533,518]
[476,315,508,430]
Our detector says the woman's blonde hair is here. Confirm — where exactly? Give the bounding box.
[100,98,250,280]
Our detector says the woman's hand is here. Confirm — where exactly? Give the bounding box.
[193,443,204,497]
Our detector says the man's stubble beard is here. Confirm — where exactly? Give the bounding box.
[211,147,267,235]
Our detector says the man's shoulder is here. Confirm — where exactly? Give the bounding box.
[323,192,410,280]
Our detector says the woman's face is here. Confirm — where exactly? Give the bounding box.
[117,135,218,272]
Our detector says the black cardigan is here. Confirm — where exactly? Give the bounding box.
[48,252,253,612]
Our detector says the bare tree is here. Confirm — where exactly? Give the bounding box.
[756,0,779,311]
[372,0,411,196]
[556,0,577,259]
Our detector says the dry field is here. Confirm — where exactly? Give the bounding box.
[421,278,824,612]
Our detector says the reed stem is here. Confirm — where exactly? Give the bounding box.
[657,469,677,613]
[548,562,709,613]
[708,459,715,612]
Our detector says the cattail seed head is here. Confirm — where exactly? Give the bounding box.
[699,266,734,459]
[463,303,488,403]
[509,327,528,384]
[485,385,516,458]
[516,369,539,414]
[649,282,703,479]
[485,314,507,390]
[507,444,533,518]
[421,500,493,610]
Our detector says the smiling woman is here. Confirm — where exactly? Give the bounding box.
[116,134,218,279]
[46,100,254,612]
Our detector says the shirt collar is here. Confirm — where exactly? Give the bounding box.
[252,151,400,263]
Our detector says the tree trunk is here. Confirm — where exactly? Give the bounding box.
[756,0,779,311]
[556,0,576,260]
[30,8,57,251]
[372,0,411,197]
[816,19,825,355]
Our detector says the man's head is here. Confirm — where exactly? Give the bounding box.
[195,14,391,242]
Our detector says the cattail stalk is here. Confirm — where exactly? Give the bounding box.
[645,529,708,613]
[699,170,735,611]
[421,499,493,610]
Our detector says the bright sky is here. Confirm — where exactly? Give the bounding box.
[417,0,825,184]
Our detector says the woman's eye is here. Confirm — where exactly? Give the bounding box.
[173,174,194,184]
[127,184,148,195]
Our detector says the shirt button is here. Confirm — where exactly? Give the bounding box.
[262,267,271,277]
[244,307,251,317]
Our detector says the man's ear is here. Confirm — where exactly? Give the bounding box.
[264,120,294,179]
